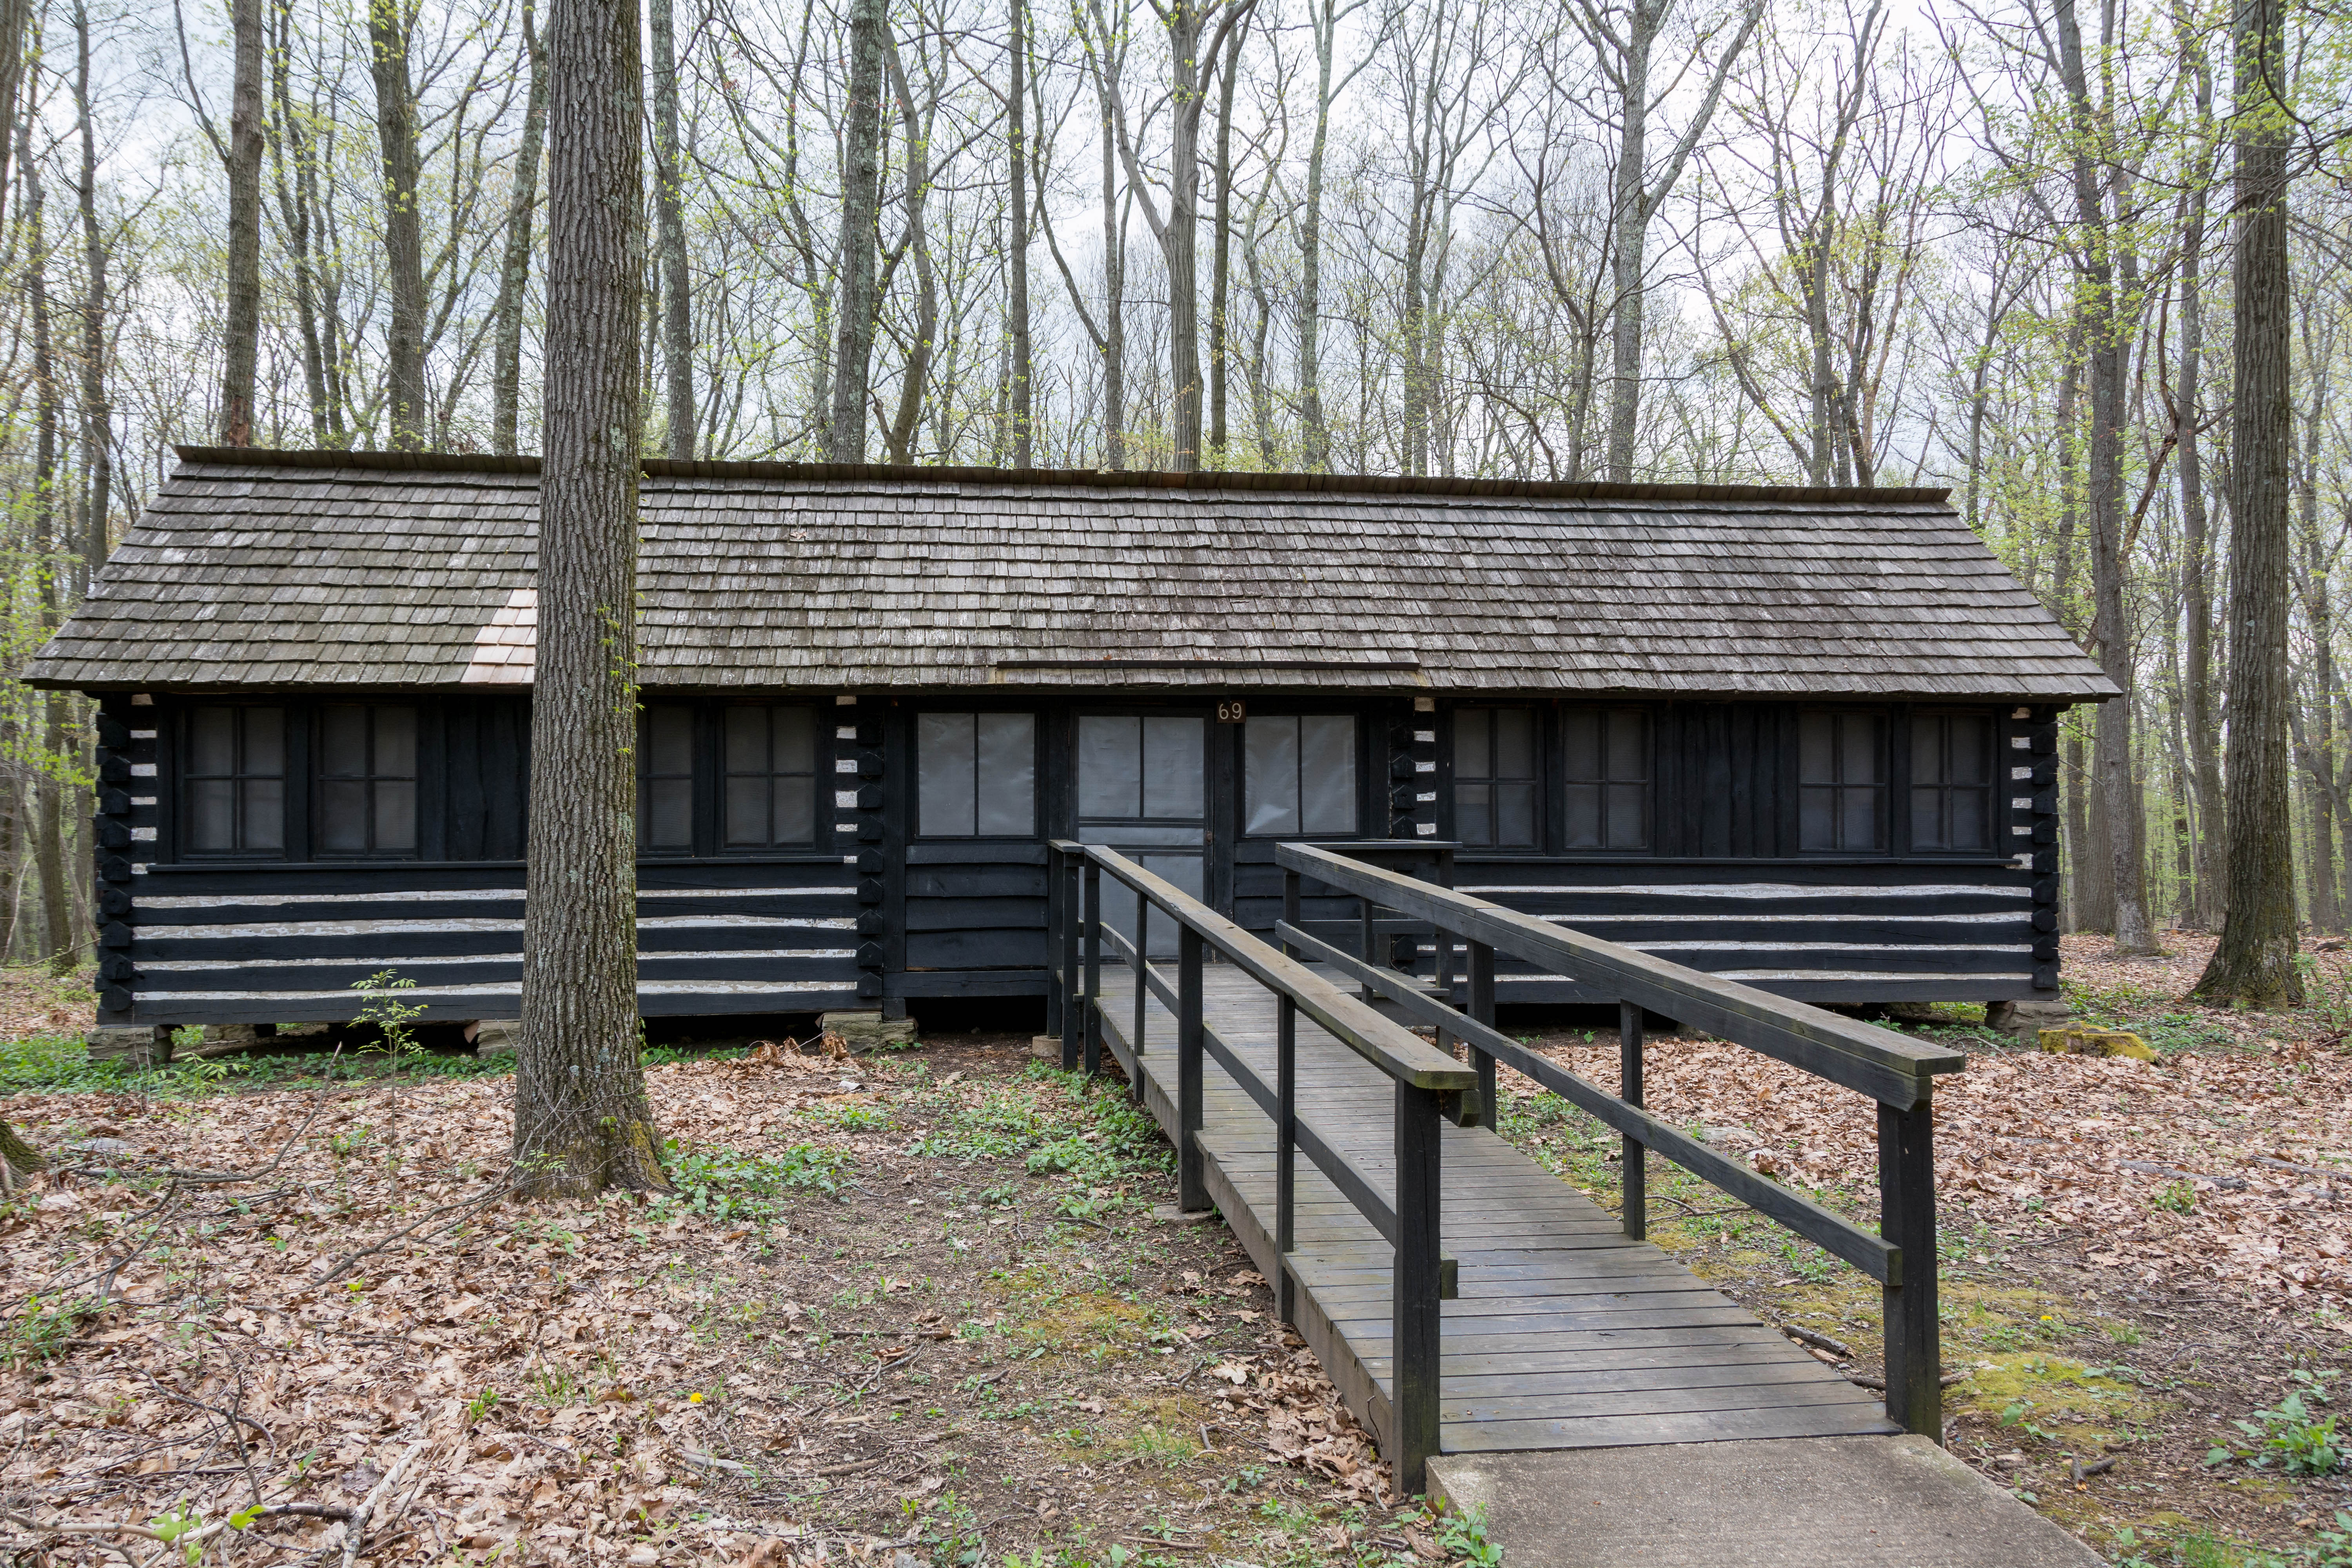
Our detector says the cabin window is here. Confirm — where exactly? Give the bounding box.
[1911,711,1993,851]
[1245,714,1357,836]
[1455,708,1540,849]
[1799,710,1887,851]
[1562,709,1649,850]
[639,704,696,853]
[185,705,286,855]
[317,704,418,855]
[918,712,1037,837]
[724,704,818,849]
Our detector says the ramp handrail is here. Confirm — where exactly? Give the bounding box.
[1273,840,1964,1441]
[1046,840,1473,1492]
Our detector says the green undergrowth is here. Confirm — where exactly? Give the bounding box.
[657,1140,851,1223]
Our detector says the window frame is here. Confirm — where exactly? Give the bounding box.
[1905,708,1996,855]
[1241,711,1364,839]
[1796,708,1891,855]
[312,702,421,859]
[719,702,821,854]
[1558,706,1653,854]
[1452,705,1544,851]
[915,708,1042,840]
[178,703,291,860]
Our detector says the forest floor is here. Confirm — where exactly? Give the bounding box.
[0,935,2344,1568]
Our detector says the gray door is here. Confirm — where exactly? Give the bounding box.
[1077,713,1206,959]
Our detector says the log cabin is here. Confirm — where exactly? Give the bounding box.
[26,448,2114,1032]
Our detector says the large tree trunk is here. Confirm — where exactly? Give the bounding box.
[1006,0,1032,466]
[2194,1,2302,1008]
[370,0,429,450]
[21,120,71,974]
[516,0,664,1194]
[1100,93,1125,470]
[73,0,110,578]
[826,0,887,462]
[269,0,341,443]
[881,40,935,463]
[0,1119,43,1188]
[491,0,548,456]
[651,0,693,459]
[1156,0,1208,470]
[218,0,263,445]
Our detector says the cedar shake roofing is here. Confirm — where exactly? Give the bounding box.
[24,447,2119,702]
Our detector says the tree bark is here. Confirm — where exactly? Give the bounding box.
[651,0,693,459]
[826,0,887,462]
[516,0,664,1194]
[268,0,341,444]
[0,1119,43,1187]
[881,39,935,463]
[2194,0,2302,1008]
[73,0,110,577]
[218,0,264,446]
[370,0,428,449]
[491,0,548,456]
[1006,0,1032,466]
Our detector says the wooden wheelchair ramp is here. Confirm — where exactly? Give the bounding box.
[1095,963,1897,1457]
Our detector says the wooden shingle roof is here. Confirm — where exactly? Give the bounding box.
[25,448,2117,701]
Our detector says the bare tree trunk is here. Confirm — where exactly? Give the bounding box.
[370,0,428,449]
[650,0,693,459]
[1006,0,1032,466]
[268,0,338,443]
[1099,84,1125,469]
[218,0,263,445]
[2194,1,2302,1008]
[882,39,935,463]
[516,0,664,1194]
[0,1118,43,1185]
[73,0,109,576]
[1205,9,1240,464]
[2178,64,2224,931]
[38,697,71,974]
[491,0,547,455]
[1297,0,1348,470]
[826,0,886,462]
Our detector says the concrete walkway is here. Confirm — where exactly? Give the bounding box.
[1428,1438,2101,1566]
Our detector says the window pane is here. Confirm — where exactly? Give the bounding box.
[1563,710,1601,781]
[318,780,368,853]
[771,706,815,775]
[243,778,284,850]
[1564,782,1601,848]
[1799,711,1835,784]
[1951,789,1988,850]
[1495,709,1537,780]
[1838,714,1882,783]
[1497,781,1539,848]
[1244,717,1300,835]
[1604,783,1646,849]
[1142,717,1205,819]
[242,709,285,776]
[189,708,235,775]
[1459,782,1494,847]
[1300,716,1356,835]
[649,778,694,849]
[1076,715,1139,820]
[649,706,694,777]
[919,712,977,837]
[375,707,417,778]
[374,779,417,850]
[1605,711,1646,781]
[1911,722,1943,788]
[1455,710,1492,780]
[1800,784,1835,850]
[725,706,766,774]
[190,779,234,850]
[773,776,814,844]
[724,776,767,846]
[975,713,1036,836]
[1911,788,1945,851]
[1839,786,1881,850]
[1949,715,1989,784]
[320,705,367,777]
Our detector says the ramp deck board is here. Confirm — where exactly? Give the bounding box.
[1095,963,1896,1457]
